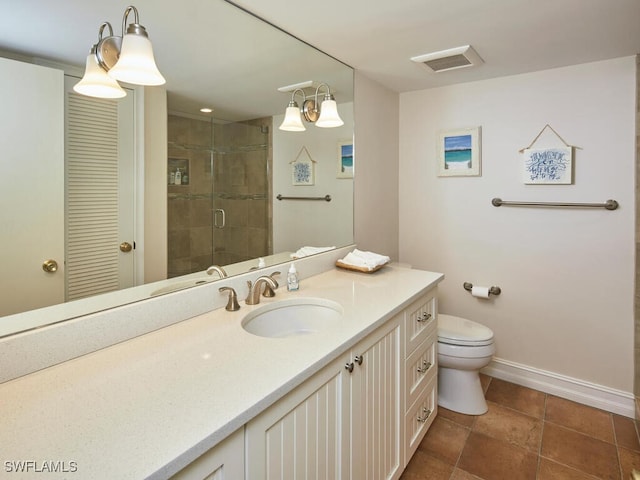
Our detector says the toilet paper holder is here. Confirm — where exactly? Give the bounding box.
[463,282,501,296]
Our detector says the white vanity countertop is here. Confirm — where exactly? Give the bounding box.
[0,266,443,479]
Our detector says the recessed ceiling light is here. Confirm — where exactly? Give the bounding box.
[411,45,483,73]
[200,107,213,113]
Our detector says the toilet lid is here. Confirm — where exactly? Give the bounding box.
[438,314,494,346]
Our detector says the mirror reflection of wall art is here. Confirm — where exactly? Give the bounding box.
[290,146,316,185]
[437,127,481,177]
[522,147,573,184]
[337,140,354,178]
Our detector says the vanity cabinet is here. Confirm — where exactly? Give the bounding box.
[403,291,438,463]
[246,313,403,480]
[171,428,244,480]
[202,287,438,480]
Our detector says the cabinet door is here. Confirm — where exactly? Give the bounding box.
[245,355,350,480]
[171,428,244,480]
[349,317,403,480]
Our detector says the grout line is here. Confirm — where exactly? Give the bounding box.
[535,393,548,479]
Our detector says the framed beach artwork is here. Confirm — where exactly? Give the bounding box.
[337,140,354,178]
[522,147,573,184]
[437,127,481,177]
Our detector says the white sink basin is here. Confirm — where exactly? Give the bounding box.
[242,298,343,338]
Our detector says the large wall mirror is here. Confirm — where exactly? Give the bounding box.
[0,0,354,336]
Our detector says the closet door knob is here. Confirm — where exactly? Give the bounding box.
[42,259,58,273]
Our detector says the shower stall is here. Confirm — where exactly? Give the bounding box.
[167,113,272,278]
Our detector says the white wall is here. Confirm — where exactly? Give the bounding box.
[273,102,354,253]
[353,72,400,260]
[399,57,636,392]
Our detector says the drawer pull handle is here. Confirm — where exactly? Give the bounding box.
[354,355,363,366]
[417,360,432,374]
[417,312,432,323]
[345,362,354,373]
[417,408,432,423]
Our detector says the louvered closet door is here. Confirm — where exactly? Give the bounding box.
[64,77,135,301]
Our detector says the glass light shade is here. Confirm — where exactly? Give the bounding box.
[315,99,344,128]
[279,105,306,131]
[73,53,126,99]
[108,33,165,86]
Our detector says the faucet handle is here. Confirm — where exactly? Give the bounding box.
[263,271,281,297]
[219,287,240,311]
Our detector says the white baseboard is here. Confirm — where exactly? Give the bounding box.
[482,357,636,418]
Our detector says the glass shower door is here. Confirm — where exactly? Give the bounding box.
[211,119,271,267]
[167,114,271,278]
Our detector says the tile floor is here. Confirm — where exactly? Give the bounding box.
[401,375,640,480]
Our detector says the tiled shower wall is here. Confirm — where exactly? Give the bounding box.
[167,114,272,278]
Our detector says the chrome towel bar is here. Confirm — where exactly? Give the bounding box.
[491,198,618,210]
[277,194,332,202]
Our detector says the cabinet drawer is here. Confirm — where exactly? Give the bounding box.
[405,332,437,409]
[405,376,437,464]
[405,291,437,356]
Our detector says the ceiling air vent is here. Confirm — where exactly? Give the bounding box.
[411,45,483,73]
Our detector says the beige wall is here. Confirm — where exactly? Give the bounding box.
[143,86,168,284]
[353,72,400,260]
[398,57,636,392]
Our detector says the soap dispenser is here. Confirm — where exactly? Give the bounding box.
[287,263,299,291]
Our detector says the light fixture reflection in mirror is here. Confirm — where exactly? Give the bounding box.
[279,82,343,131]
[74,5,165,98]
[279,88,307,131]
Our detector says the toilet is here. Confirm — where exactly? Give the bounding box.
[437,314,495,415]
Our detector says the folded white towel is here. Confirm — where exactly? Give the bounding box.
[291,246,336,258]
[353,249,390,267]
[339,249,390,270]
[341,252,369,268]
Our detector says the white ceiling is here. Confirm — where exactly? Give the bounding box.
[232,0,640,93]
[2,0,638,119]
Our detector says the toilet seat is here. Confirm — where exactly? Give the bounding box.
[438,314,494,347]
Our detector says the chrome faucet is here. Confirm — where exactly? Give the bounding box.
[206,265,228,278]
[245,275,279,305]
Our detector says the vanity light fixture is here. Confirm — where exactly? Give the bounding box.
[74,5,165,99]
[73,32,126,99]
[279,82,344,131]
[279,88,307,131]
